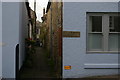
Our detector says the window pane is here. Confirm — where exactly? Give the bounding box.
[109,16,120,32]
[109,34,118,51]
[88,34,103,51]
[92,16,102,32]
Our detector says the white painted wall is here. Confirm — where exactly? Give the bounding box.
[0,1,2,79]
[63,2,119,78]
[2,2,28,78]
[2,2,20,78]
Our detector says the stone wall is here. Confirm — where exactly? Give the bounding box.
[43,1,63,77]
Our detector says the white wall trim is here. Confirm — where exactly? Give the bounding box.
[84,63,120,69]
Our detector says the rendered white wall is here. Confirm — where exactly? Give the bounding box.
[2,2,28,78]
[63,2,119,78]
[0,1,2,79]
[2,2,20,78]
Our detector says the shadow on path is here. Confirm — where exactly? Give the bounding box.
[19,47,61,80]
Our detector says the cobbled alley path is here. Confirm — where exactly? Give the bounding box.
[19,47,61,80]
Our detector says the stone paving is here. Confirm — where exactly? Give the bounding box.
[19,47,60,80]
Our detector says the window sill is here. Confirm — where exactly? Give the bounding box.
[87,51,120,53]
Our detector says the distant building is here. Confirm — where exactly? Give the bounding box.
[26,4,37,40]
[26,2,33,39]
[36,20,42,39]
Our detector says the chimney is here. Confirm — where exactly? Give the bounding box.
[43,7,45,15]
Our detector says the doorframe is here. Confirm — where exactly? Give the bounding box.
[15,44,19,80]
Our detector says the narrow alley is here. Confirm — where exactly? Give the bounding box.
[1,1,120,80]
[19,46,59,80]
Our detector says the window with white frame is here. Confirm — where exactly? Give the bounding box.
[87,13,120,52]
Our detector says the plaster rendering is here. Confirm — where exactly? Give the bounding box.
[63,2,119,78]
[2,2,28,78]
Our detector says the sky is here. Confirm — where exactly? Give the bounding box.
[28,0,49,22]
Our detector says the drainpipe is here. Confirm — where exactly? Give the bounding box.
[34,0,36,40]
[50,6,53,59]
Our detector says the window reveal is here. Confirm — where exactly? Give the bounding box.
[87,13,119,52]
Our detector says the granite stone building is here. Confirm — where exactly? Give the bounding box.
[41,0,63,77]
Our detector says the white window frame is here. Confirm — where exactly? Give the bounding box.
[87,13,119,53]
